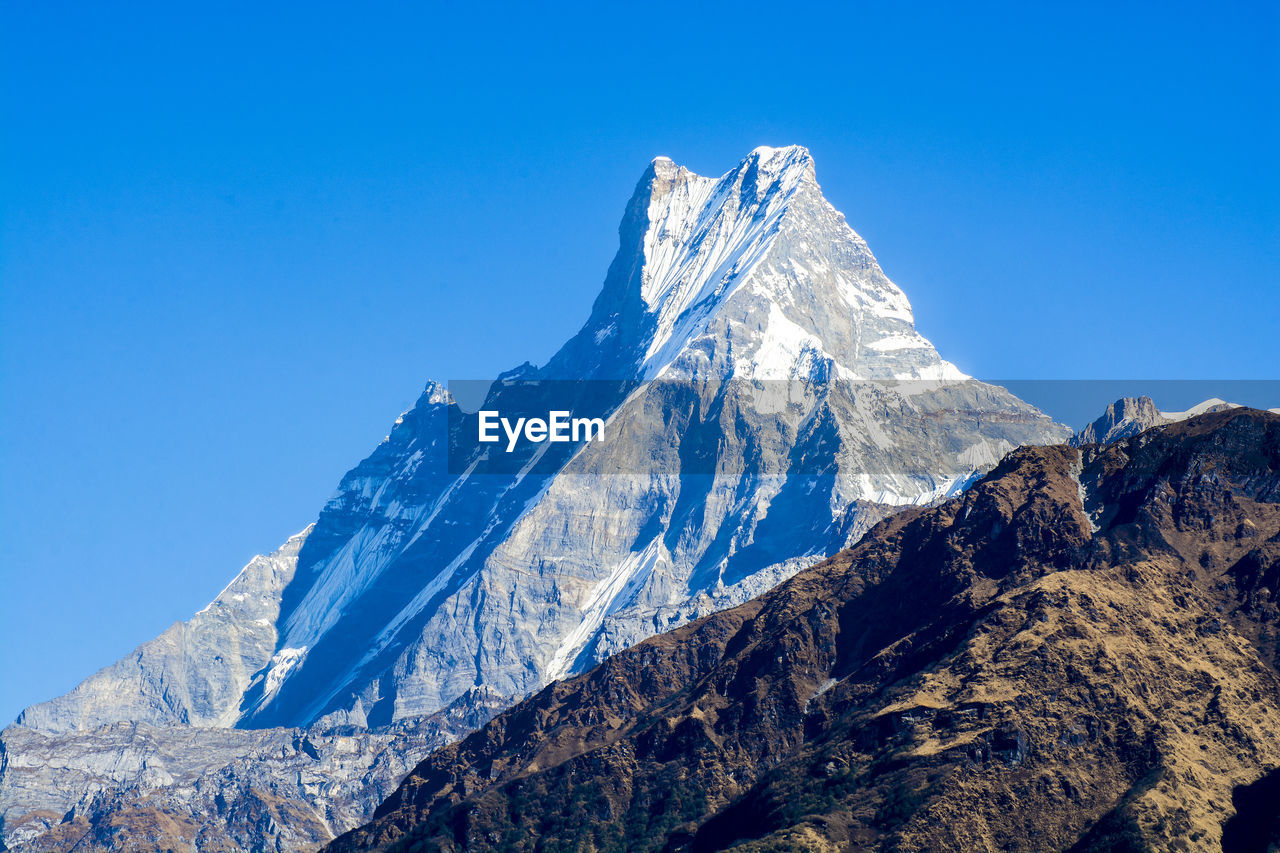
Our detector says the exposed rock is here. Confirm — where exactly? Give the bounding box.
[1070,396,1166,447]
[1,689,508,852]
[239,146,1067,733]
[17,531,310,734]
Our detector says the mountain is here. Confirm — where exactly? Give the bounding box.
[222,145,1065,735]
[329,407,1280,853]
[1070,395,1241,447]
[1,146,1068,851]
[1070,396,1167,446]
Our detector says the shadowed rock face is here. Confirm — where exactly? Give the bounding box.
[1222,767,1280,853]
[329,409,1280,853]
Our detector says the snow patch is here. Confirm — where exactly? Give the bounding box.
[546,538,666,681]
[1159,398,1240,421]
[261,647,308,702]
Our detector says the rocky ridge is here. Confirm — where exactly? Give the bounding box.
[330,408,1280,852]
[1,690,510,852]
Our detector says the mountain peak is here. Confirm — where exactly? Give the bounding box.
[648,145,814,180]
[1159,397,1239,420]
[743,143,814,176]
[551,146,963,382]
[1071,396,1163,447]
[1,146,1075,853]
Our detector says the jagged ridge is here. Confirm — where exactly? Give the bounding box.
[330,408,1280,853]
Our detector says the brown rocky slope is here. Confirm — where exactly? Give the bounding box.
[329,408,1280,852]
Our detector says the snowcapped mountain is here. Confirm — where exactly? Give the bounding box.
[547,146,966,384]
[228,145,1065,731]
[2,146,1070,850]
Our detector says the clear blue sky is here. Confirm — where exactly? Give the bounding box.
[1,1,1276,725]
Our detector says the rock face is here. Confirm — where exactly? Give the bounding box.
[330,408,1280,853]
[17,531,311,734]
[1,146,1068,851]
[1070,396,1167,446]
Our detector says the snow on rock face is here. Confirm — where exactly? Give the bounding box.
[615,145,961,383]
[22,147,1068,737]
[1159,397,1240,421]
[637,147,812,371]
